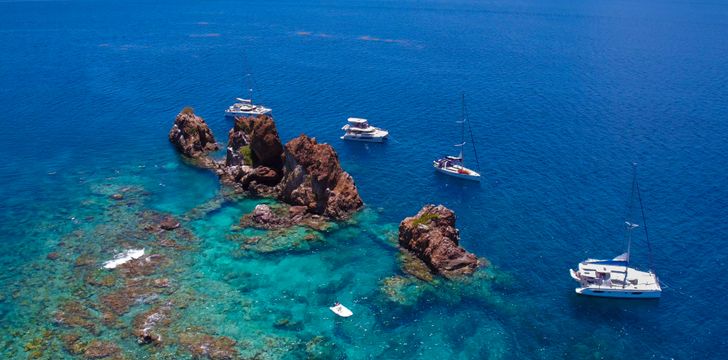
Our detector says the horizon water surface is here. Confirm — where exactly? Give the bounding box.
[1,0,727,359]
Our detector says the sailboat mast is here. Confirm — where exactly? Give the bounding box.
[635,166,654,272]
[459,94,465,160]
[621,164,639,286]
[462,94,481,171]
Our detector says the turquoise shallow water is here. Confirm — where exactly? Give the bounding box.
[2,0,728,358]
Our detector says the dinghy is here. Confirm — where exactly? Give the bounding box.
[329,302,353,317]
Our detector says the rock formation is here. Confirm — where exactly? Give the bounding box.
[168,108,363,220]
[168,108,219,159]
[218,115,284,193]
[398,205,479,278]
[278,135,363,220]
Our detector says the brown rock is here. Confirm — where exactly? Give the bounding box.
[278,135,363,219]
[100,277,169,315]
[83,340,119,359]
[133,302,172,345]
[53,301,97,333]
[61,333,84,355]
[47,252,60,261]
[179,333,238,360]
[398,205,479,278]
[232,115,284,170]
[159,216,180,230]
[74,254,96,267]
[169,107,219,158]
[240,204,290,230]
[118,254,168,278]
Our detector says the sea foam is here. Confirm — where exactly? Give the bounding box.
[103,248,145,269]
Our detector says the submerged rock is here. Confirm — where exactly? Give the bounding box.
[83,340,120,359]
[179,332,238,360]
[133,302,172,345]
[278,135,363,219]
[398,204,479,278]
[240,204,290,229]
[168,107,219,158]
[53,301,97,333]
[159,216,180,230]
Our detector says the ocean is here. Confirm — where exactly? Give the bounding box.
[1,0,727,358]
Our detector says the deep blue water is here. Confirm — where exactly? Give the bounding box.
[1,0,727,358]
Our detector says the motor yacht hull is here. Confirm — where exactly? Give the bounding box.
[433,163,481,181]
[340,130,388,142]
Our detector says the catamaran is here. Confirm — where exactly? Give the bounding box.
[433,94,481,181]
[224,64,271,118]
[340,117,389,142]
[225,98,272,118]
[569,165,661,299]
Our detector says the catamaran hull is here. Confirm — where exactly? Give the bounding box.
[433,165,481,181]
[575,287,661,299]
[225,110,272,118]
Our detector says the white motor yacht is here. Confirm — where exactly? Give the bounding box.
[341,117,389,142]
[570,165,661,299]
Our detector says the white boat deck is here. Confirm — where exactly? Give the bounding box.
[341,117,389,142]
[225,98,272,117]
[570,257,661,298]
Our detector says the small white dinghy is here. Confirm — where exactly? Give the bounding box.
[329,302,353,317]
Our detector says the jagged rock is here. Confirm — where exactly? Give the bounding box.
[167,110,363,220]
[226,115,283,168]
[169,108,219,158]
[398,205,479,278]
[278,135,363,219]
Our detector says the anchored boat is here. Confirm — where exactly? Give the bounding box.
[570,165,661,299]
[433,94,481,181]
[225,61,271,118]
[225,97,272,118]
[341,117,389,142]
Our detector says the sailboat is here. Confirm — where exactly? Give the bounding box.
[432,94,481,181]
[569,164,661,299]
[224,61,271,118]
